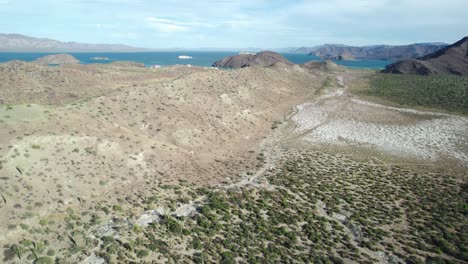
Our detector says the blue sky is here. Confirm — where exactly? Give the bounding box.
[0,0,466,48]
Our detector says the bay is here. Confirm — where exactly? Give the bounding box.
[0,51,391,69]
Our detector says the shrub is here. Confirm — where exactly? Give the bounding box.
[34,257,54,264]
[137,249,149,258]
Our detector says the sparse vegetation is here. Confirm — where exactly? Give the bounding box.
[367,74,468,114]
[0,58,465,264]
[6,149,458,263]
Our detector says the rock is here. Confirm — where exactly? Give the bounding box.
[34,54,79,65]
[212,51,293,68]
[135,209,164,227]
[382,36,468,75]
[172,202,199,218]
[82,253,106,264]
[323,53,356,61]
[376,251,405,264]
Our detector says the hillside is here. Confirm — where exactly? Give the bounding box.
[0,52,466,264]
[301,60,345,72]
[0,61,323,261]
[382,36,468,75]
[0,33,147,52]
[212,51,293,68]
[309,43,447,61]
[33,54,80,65]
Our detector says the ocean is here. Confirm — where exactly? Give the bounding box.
[0,51,391,69]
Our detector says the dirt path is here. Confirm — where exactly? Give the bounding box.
[290,74,468,165]
[226,74,347,189]
[224,111,289,190]
[227,70,467,188]
[284,75,350,141]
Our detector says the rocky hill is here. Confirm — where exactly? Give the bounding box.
[301,60,345,72]
[309,43,447,61]
[212,51,293,68]
[33,54,80,65]
[0,33,146,52]
[382,37,468,75]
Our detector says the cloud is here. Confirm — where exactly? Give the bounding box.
[1,0,466,47]
[145,16,216,33]
[290,0,387,15]
[145,17,191,33]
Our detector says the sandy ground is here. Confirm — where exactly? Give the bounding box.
[290,75,468,166]
[0,61,323,247]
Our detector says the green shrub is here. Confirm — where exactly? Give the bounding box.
[34,257,54,264]
[137,249,149,258]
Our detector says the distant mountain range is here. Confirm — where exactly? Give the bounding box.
[305,43,448,61]
[0,33,454,64]
[277,45,346,54]
[0,33,148,52]
[382,37,468,75]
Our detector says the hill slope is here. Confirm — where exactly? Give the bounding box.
[33,54,80,65]
[382,37,468,75]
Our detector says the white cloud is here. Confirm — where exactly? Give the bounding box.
[1,0,466,47]
[291,0,388,15]
[144,17,215,33]
[145,17,189,33]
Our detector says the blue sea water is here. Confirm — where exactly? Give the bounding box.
[0,52,391,69]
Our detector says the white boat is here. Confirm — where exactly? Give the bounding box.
[178,55,192,60]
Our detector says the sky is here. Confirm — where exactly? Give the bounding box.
[0,0,466,49]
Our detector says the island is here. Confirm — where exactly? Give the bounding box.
[90,56,110,61]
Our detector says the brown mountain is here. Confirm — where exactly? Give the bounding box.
[309,43,447,61]
[212,51,293,68]
[0,33,147,52]
[382,37,468,75]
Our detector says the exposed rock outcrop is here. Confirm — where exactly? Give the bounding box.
[325,54,356,61]
[212,51,293,68]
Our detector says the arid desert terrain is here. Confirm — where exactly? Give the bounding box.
[0,60,466,264]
